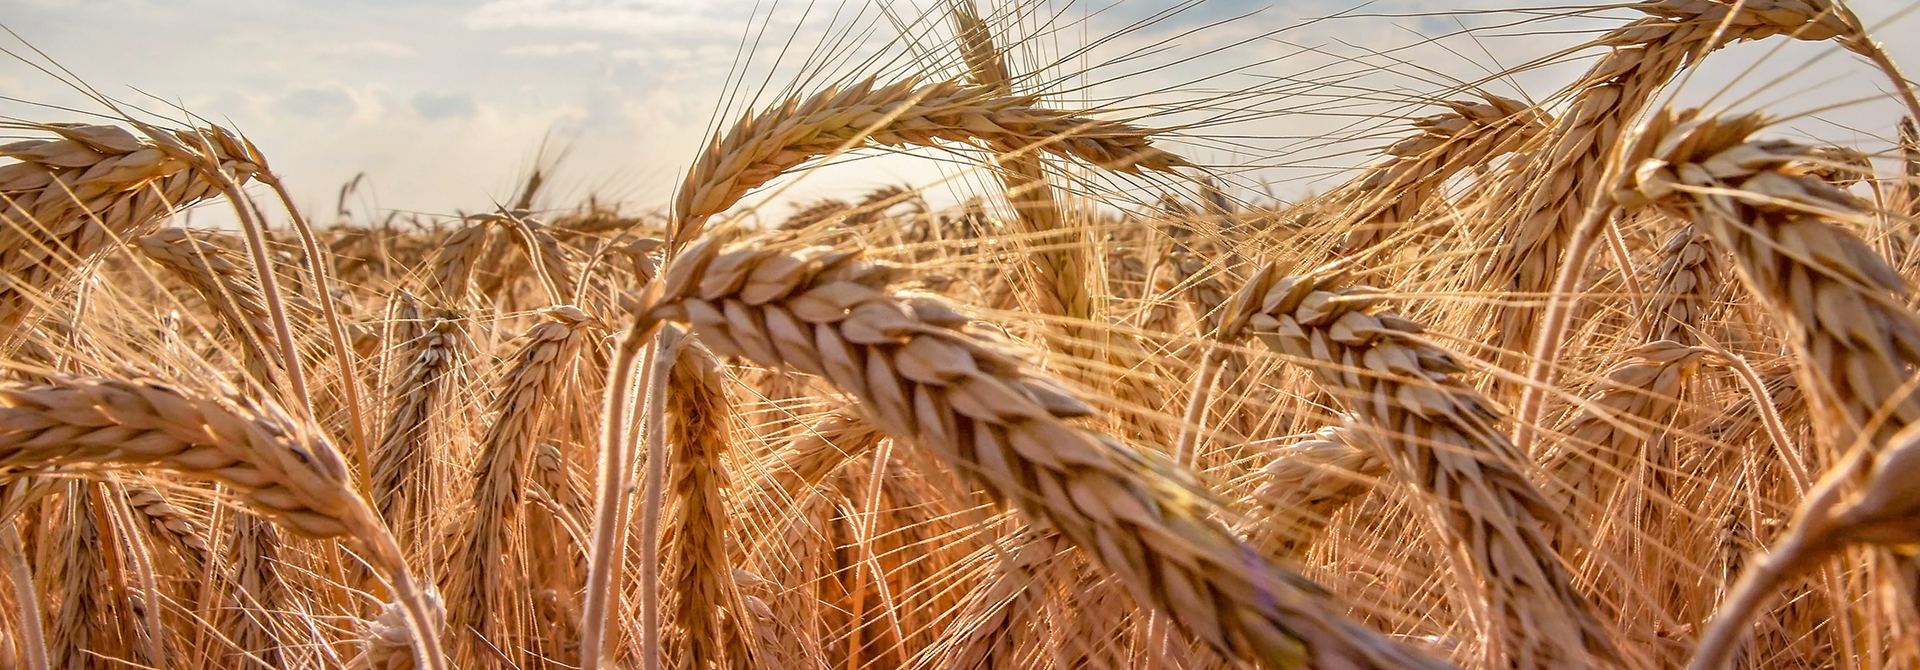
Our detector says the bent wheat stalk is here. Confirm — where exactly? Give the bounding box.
[1218,265,1625,669]
[628,237,1455,670]
[0,123,260,342]
[0,375,448,670]
[670,76,1189,247]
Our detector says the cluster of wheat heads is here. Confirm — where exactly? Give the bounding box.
[8,0,1920,668]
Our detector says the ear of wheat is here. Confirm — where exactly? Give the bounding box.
[1,124,261,342]
[440,306,595,667]
[1219,266,1624,669]
[633,237,1456,670]
[671,77,1189,246]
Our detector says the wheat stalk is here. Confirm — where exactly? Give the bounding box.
[1693,416,1920,670]
[765,414,887,497]
[371,316,456,554]
[629,236,1455,670]
[670,76,1188,246]
[1616,109,1920,451]
[426,222,492,303]
[0,123,261,342]
[1218,265,1624,669]
[351,591,446,670]
[440,305,595,666]
[1,518,49,670]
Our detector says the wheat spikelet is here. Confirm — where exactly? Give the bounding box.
[1336,94,1546,254]
[0,376,363,538]
[0,374,450,668]
[663,337,749,670]
[1539,341,1706,530]
[371,316,456,552]
[219,510,290,668]
[440,306,594,667]
[633,237,1454,670]
[1242,426,1386,560]
[119,482,210,575]
[670,77,1189,246]
[425,222,491,302]
[44,484,119,670]
[949,1,1097,328]
[135,227,284,383]
[1481,0,1852,360]
[509,216,579,304]
[934,530,1063,670]
[1641,228,1721,344]
[0,123,261,342]
[1616,109,1920,450]
[765,414,887,497]
[352,591,446,670]
[1218,266,1623,669]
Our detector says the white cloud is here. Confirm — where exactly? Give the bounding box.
[466,0,732,33]
[504,41,603,57]
[314,40,416,58]
[412,92,478,119]
[272,86,360,120]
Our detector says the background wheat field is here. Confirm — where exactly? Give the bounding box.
[4,1,1920,669]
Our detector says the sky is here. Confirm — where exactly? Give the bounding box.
[6,0,1920,226]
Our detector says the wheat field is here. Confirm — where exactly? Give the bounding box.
[3,1,1920,669]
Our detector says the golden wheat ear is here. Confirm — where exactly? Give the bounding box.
[669,76,1190,249]
[1,123,262,342]
[1219,266,1626,669]
[633,236,1457,670]
[0,375,447,669]
[440,305,596,667]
